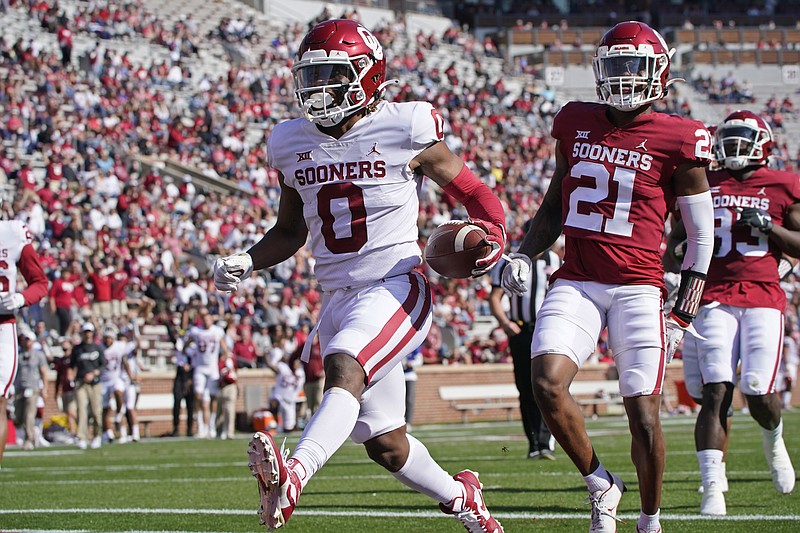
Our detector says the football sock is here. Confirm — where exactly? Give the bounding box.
[761,419,783,451]
[132,424,140,440]
[291,387,360,488]
[583,463,612,493]
[392,434,461,504]
[637,509,660,531]
[697,449,724,487]
[196,415,206,436]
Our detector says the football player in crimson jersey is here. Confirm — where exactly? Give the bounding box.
[503,21,715,533]
[667,110,799,515]
[0,199,49,469]
[213,19,505,532]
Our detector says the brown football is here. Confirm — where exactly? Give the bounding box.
[424,221,491,278]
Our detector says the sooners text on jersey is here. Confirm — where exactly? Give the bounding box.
[552,102,711,287]
[702,167,800,309]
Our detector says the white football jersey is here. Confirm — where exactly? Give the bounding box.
[268,101,444,290]
[0,220,33,294]
[188,325,226,370]
[270,361,305,403]
[102,340,136,384]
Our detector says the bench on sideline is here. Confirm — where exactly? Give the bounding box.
[438,380,623,423]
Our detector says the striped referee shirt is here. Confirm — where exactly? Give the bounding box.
[490,250,562,325]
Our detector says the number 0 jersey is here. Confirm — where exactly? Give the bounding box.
[551,102,711,287]
[701,167,800,310]
[268,101,443,291]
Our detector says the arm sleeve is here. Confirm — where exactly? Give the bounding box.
[441,164,506,230]
[677,190,714,275]
[18,244,49,306]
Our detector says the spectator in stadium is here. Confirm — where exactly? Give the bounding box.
[232,326,258,369]
[0,203,49,468]
[503,21,714,533]
[489,235,560,460]
[109,257,130,320]
[667,110,798,515]
[69,322,106,449]
[213,18,506,533]
[49,263,79,336]
[13,329,49,450]
[85,257,113,321]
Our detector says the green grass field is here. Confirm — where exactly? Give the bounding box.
[2,409,799,532]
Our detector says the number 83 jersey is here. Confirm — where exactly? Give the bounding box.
[269,101,444,291]
[551,101,711,286]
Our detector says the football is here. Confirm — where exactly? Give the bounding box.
[424,221,491,278]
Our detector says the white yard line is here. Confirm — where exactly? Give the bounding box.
[1,508,800,522]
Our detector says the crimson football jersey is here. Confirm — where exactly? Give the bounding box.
[701,167,800,310]
[551,102,711,287]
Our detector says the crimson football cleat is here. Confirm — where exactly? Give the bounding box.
[248,432,302,530]
[439,470,504,532]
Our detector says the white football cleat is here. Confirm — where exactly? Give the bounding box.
[90,436,102,449]
[635,526,662,533]
[700,481,726,515]
[248,431,301,530]
[764,437,796,494]
[587,472,625,533]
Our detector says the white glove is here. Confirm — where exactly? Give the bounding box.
[501,253,532,295]
[664,314,686,364]
[0,292,25,314]
[213,253,254,293]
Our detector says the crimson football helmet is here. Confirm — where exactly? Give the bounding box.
[292,19,389,127]
[593,21,678,111]
[714,110,773,170]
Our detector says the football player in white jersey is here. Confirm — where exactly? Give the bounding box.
[100,324,126,443]
[213,19,506,532]
[188,310,228,439]
[0,199,49,469]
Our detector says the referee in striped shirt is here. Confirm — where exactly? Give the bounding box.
[490,232,561,459]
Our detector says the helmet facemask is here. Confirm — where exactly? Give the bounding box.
[292,50,376,128]
[714,119,772,170]
[593,46,670,111]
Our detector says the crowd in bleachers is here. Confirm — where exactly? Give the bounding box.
[0,0,799,380]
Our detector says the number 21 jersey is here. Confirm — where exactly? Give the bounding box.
[551,102,711,287]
